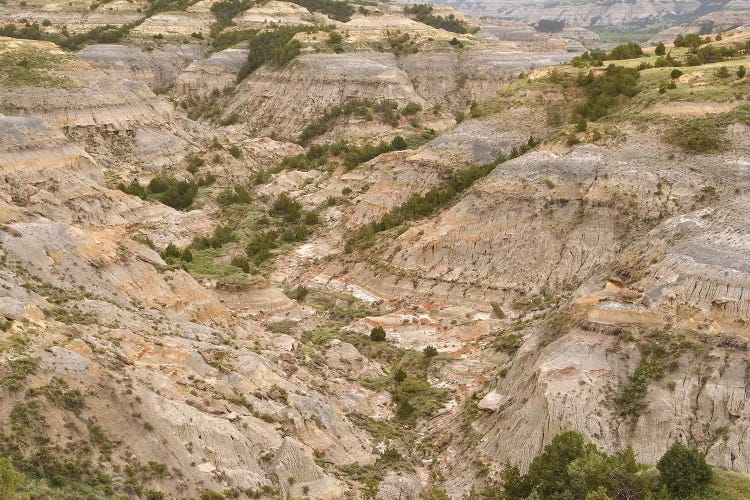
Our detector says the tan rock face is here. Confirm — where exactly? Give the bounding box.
[227,48,571,136]
[442,0,734,28]
[78,44,203,90]
[234,0,327,28]
[229,52,426,136]
[174,47,248,97]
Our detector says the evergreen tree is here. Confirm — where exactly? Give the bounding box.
[656,442,712,498]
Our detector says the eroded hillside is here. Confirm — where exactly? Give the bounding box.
[1,1,750,499]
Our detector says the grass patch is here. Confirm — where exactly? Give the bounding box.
[669,104,750,153]
[181,247,241,278]
[708,468,750,499]
[0,45,76,89]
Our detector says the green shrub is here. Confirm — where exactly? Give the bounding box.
[270,193,302,223]
[210,0,253,34]
[287,285,309,302]
[402,102,422,115]
[230,255,250,272]
[303,211,320,225]
[370,326,386,342]
[217,186,251,207]
[495,333,523,356]
[570,51,606,67]
[608,42,644,60]
[0,456,25,499]
[326,30,344,52]
[186,153,205,174]
[674,33,708,49]
[162,243,181,259]
[637,61,652,71]
[574,64,640,121]
[386,31,418,56]
[738,65,746,79]
[237,27,304,81]
[299,99,400,144]
[672,121,727,152]
[422,345,438,357]
[717,66,730,78]
[686,45,737,66]
[670,68,683,79]
[117,178,147,199]
[289,0,354,22]
[500,432,649,500]
[657,442,712,498]
[181,248,193,262]
[403,4,472,34]
[655,41,666,56]
[119,175,198,210]
[191,225,236,249]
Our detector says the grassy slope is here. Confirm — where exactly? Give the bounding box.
[708,468,750,499]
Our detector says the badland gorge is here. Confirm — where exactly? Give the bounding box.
[1,0,750,498]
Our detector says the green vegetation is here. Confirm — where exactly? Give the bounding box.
[289,0,354,22]
[209,0,253,37]
[0,0,194,50]
[45,306,97,325]
[0,22,129,50]
[0,46,76,89]
[237,26,308,81]
[614,327,692,421]
[0,456,24,499]
[403,4,473,34]
[299,99,401,144]
[573,64,640,121]
[191,224,236,250]
[303,326,449,424]
[241,193,319,265]
[673,33,710,50]
[609,42,645,60]
[384,30,418,56]
[272,130,433,178]
[670,105,750,153]
[217,185,252,207]
[570,42,643,67]
[326,30,344,53]
[709,469,750,499]
[117,175,198,210]
[345,137,539,252]
[494,332,523,356]
[272,134,418,176]
[657,442,712,498]
[490,431,717,500]
[370,325,386,342]
[687,45,738,66]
